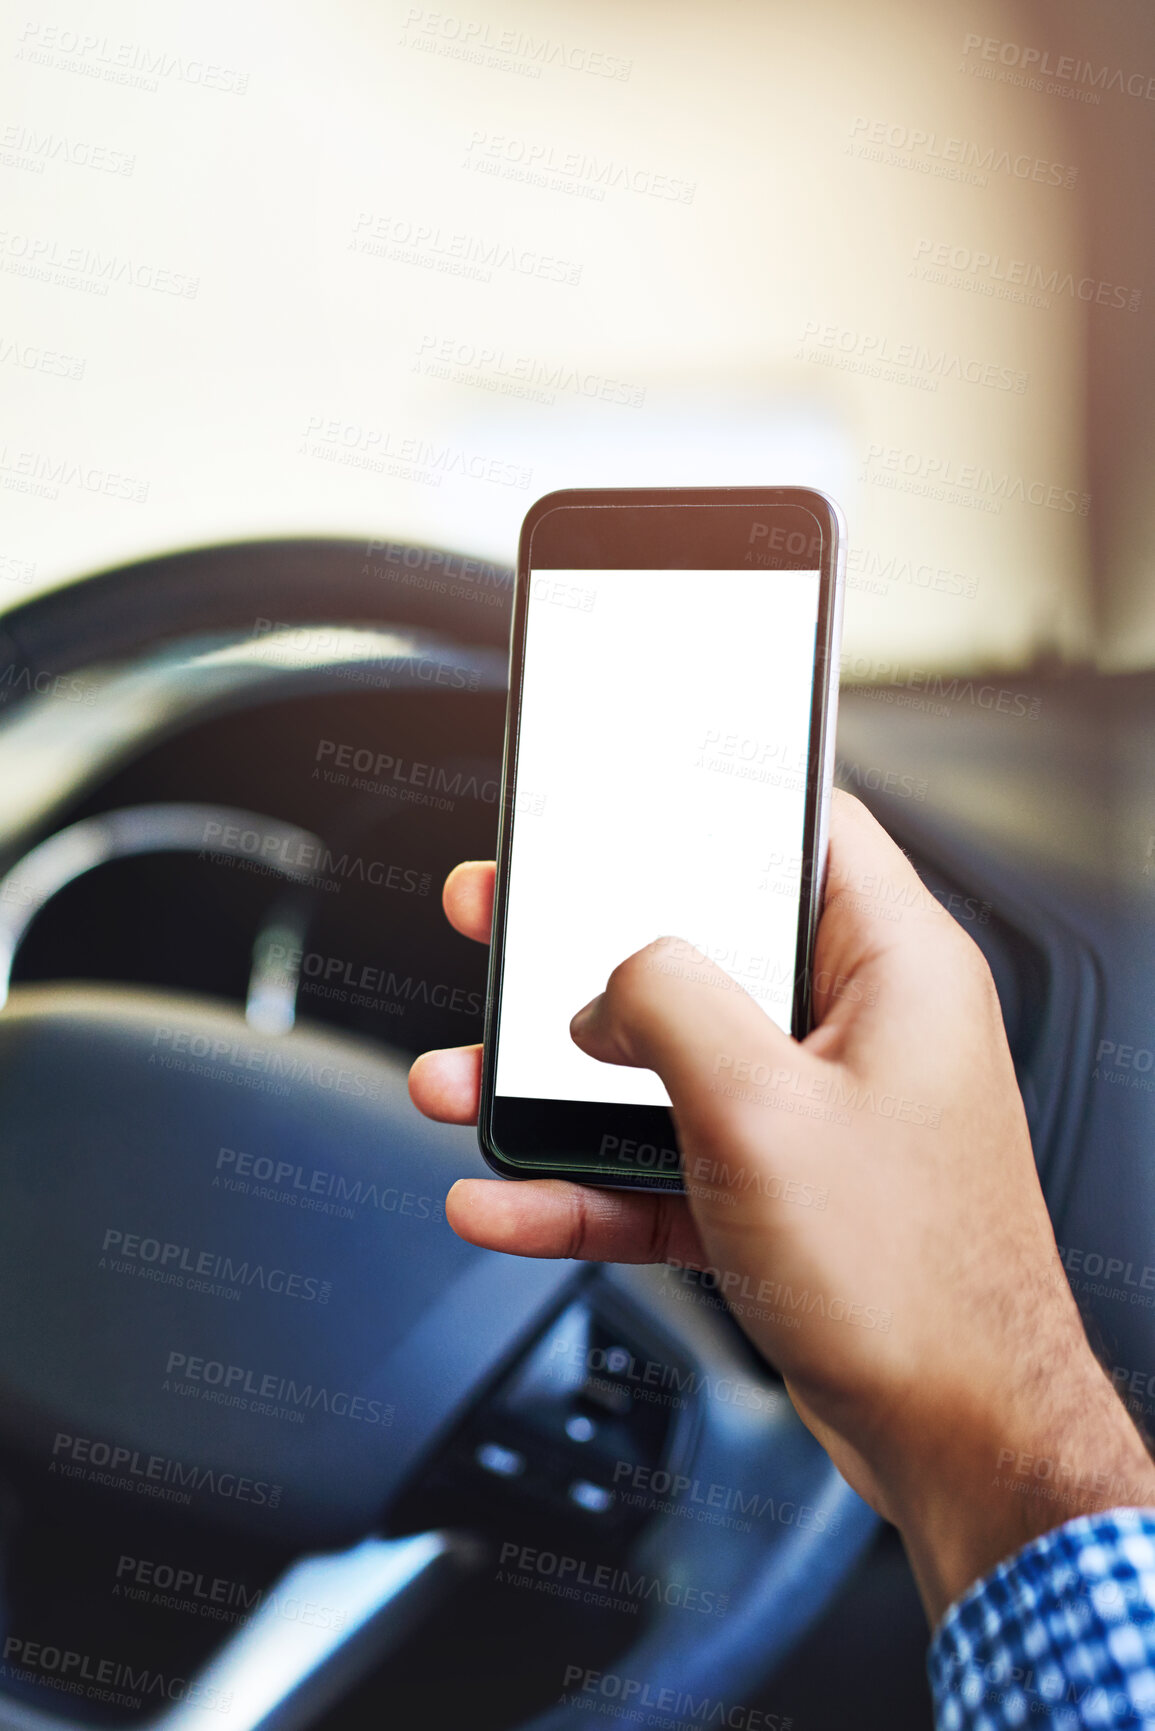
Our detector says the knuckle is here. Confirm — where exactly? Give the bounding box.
[563,1187,591,1261]
[641,1199,675,1266]
[605,947,655,1014]
[939,918,999,1005]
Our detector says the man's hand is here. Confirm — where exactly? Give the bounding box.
[409,791,1155,1623]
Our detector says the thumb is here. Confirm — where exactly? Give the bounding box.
[569,935,815,1145]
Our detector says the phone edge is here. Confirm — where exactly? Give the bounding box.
[477,485,844,1186]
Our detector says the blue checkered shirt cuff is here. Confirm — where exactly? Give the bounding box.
[928,1508,1155,1728]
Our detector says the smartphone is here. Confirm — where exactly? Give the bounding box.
[479,486,844,1191]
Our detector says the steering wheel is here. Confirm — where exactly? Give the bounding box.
[0,540,877,1731]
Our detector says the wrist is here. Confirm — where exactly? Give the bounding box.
[888,1344,1155,1624]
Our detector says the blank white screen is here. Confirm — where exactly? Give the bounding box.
[495,567,821,1106]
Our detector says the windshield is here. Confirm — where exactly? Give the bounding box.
[4,0,1152,674]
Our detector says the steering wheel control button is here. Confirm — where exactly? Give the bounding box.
[568,1480,614,1514]
[475,1441,525,1478]
[582,1379,631,1416]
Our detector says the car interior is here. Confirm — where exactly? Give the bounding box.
[3,1,1154,1726]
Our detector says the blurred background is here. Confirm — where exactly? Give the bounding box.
[3,7,1155,1728]
[3,0,1154,672]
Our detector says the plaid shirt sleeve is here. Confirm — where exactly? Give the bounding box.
[928,1508,1155,1728]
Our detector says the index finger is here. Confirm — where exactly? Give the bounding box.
[443,860,495,943]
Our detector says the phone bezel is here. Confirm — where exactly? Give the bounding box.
[478,485,845,1191]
